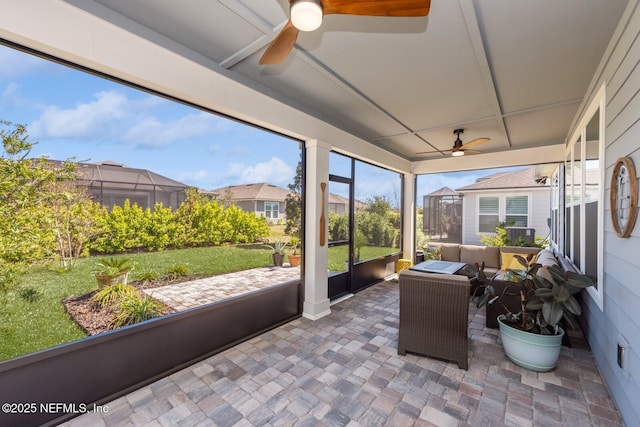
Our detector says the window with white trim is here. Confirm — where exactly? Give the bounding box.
[265,201,279,219]
[505,195,528,226]
[478,194,530,233]
[560,83,605,310]
[478,196,499,233]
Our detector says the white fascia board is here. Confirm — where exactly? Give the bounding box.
[411,144,566,175]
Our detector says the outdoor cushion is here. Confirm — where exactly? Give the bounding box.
[428,242,460,262]
[535,249,558,267]
[460,245,500,269]
[500,251,537,270]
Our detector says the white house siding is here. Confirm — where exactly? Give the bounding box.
[461,189,550,245]
[571,3,640,425]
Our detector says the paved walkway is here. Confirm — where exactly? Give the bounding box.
[63,279,622,426]
[143,266,301,311]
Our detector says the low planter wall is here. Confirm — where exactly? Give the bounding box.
[0,280,302,426]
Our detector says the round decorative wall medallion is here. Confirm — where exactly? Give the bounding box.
[610,157,638,238]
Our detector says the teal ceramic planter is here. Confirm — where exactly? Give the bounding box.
[497,315,564,372]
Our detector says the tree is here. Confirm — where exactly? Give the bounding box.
[0,121,78,264]
[366,195,392,217]
[45,179,104,269]
[284,155,302,237]
[0,121,83,289]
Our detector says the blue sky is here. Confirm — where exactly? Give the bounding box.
[0,44,300,191]
[0,43,517,204]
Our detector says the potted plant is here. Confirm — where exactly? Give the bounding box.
[476,255,595,371]
[94,257,136,289]
[265,239,289,267]
[287,237,301,267]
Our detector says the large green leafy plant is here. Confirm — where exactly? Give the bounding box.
[476,255,595,334]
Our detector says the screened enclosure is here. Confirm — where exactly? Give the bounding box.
[422,186,462,243]
[78,161,188,210]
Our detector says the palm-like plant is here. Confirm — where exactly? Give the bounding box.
[264,238,290,254]
[95,257,135,276]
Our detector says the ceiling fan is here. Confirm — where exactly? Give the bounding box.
[416,129,490,157]
[259,0,431,65]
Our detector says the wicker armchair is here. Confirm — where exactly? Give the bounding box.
[397,270,470,370]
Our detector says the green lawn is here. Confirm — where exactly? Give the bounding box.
[0,242,398,362]
[328,245,399,271]
[0,244,276,362]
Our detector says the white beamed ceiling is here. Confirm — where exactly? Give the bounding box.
[31,0,632,171]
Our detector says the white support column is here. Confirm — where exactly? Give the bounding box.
[303,139,331,320]
[402,173,416,262]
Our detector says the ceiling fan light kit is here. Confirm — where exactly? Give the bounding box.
[415,128,490,157]
[260,0,431,65]
[291,0,323,31]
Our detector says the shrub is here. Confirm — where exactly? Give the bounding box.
[329,212,349,241]
[134,268,160,283]
[480,222,547,248]
[139,204,178,251]
[110,295,165,328]
[165,263,189,279]
[92,283,138,309]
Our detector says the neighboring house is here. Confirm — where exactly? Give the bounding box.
[206,183,290,222]
[52,160,188,210]
[328,193,367,214]
[455,166,550,245]
[206,183,366,221]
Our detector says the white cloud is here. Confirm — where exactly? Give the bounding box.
[225,157,294,186]
[29,91,129,139]
[176,169,209,185]
[124,111,229,147]
[0,82,43,112]
[28,90,232,147]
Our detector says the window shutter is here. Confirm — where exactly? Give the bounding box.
[479,196,499,213]
[506,196,528,215]
[479,196,500,232]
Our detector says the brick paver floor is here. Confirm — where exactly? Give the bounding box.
[143,266,301,311]
[62,279,623,426]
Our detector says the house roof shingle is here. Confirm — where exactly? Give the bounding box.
[207,183,291,201]
[455,167,548,192]
[425,186,460,197]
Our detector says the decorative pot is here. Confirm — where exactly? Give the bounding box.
[288,254,301,267]
[95,271,129,289]
[497,314,564,372]
[272,253,285,267]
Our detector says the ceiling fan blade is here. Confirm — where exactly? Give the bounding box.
[461,149,482,155]
[259,20,300,65]
[415,148,453,155]
[323,0,430,17]
[461,137,490,149]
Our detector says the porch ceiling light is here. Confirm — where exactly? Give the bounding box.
[452,150,465,157]
[291,0,323,32]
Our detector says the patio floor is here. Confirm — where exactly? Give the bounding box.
[61,278,622,426]
[142,266,302,311]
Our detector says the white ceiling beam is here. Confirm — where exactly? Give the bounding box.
[411,144,565,174]
[458,0,510,147]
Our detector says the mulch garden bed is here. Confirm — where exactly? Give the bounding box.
[62,275,203,335]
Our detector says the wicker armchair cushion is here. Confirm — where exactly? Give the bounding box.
[397,270,470,370]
